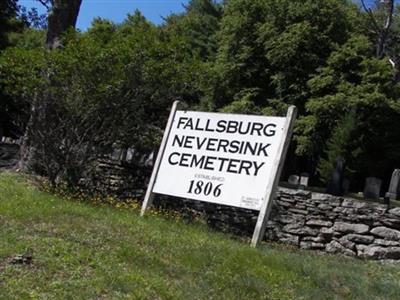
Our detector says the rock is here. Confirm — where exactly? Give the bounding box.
[317,204,332,210]
[278,233,300,246]
[283,223,319,236]
[354,215,373,223]
[305,204,317,210]
[320,227,335,240]
[295,204,307,210]
[342,199,368,209]
[333,222,369,234]
[370,227,400,241]
[333,207,355,215]
[343,234,375,244]
[333,207,345,213]
[306,207,319,213]
[266,220,278,228]
[337,237,356,250]
[0,143,20,168]
[278,215,303,225]
[380,218,400,230]
[275,200,292,208]
[374,239,400,247]
[328,198,343,207]
[357,245,400,260]
[288,208,308,215]
[277,196,296,203]
[302,235,326,243]
[311,192,334,201]
[306,219,333,227]
[300,241,325,250]
[373,205,388,215]
[265,228,279,241]
[278,187,311,198]
[10,254,32,265]
[326,240,356,257]
[389,207,400,217]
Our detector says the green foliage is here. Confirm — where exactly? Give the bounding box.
[0,45,45,137]
[317,110,357,182]
[8,28,45,49]
[163,0,223,60]
[1,172,400,299]
[0,0,21,50]
[2,0,400,189]
[0,0,29,138]
[298,33,400,186]
[207,0,357,111]
[1,12,206,186]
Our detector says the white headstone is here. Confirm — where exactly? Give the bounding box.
[300,173,309,187]
[386,169,400,200]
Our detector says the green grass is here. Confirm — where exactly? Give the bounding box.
[1,171,399,299]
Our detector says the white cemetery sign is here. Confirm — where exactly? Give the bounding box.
[141,101,297,247]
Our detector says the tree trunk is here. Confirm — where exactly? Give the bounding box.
[46,0,82,50]
[376,0,394,58]
[19,0,82,170]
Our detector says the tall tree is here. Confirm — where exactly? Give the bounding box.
[361,0,394,57]
[46,0,82,49]
[361,0,400,81]
[0,0,19,50]
[163,0,222,60]
[0,0,22,140]
[207,0,356,112]
[19,0,82,171]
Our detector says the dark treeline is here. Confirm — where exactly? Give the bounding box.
[1,0,400,192]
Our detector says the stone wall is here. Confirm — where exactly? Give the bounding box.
[81,157,149,199]
[266,188,400,260]
[155,188,400,260]
[0,143,19,168]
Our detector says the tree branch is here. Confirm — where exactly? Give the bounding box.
[36,0,51,11]
[361,0,381,33]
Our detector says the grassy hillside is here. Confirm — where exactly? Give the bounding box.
[0,171,399,299]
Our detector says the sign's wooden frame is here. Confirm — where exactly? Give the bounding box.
[140,100,180,217]
[141,100,297,247]
[250,106,297,246]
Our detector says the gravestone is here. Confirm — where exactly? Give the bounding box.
[342,178,350,195]
[300,173,309,187]
[386,169,400,200]
[288,175,300,186]
[363,177,382,200]
[326,156,345,196]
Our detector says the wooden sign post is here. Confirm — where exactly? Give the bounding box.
[141,101,297,248]
[250,106,297,247]
[140,100,180,216]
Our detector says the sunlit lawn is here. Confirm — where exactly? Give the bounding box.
[1,171,399,299]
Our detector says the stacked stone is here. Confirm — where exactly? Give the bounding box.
[154,196,259,235]
[266,188,400,260]
[0,143,19,168]
[84,157,145,198]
